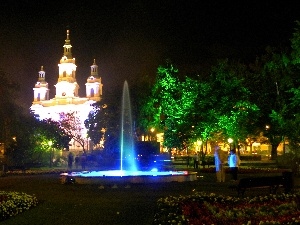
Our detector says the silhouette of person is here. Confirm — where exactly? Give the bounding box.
[68,152,74,170]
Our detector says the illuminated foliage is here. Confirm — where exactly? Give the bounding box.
[144,63,186,149]
[247,44,298,159]
[291,20,300,64]
[195,60,259,147]
[34,119,70,150]
[59,112,87,152]
[5,115,62,166]
[140,60,260,152]
[85,91,121,158]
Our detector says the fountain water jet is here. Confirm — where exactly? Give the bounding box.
[60,81,197,184]
[120,81,137,171]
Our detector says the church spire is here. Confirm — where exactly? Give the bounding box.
[63,30,72,59]
[32,66,49,103]
[90,59,99,77]
[86,59,102,102]
[38,66,46,82]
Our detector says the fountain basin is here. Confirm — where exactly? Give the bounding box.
[60,170,197,184]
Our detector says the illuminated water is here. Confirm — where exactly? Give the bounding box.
[120,81,137,171]
[65,170,188,177]
[60,169,196,184]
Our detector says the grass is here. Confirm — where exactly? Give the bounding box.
[0,166,297,225]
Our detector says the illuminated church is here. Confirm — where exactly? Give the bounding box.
[30,30,103,150]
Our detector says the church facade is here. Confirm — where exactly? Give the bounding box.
[30,30,103,151]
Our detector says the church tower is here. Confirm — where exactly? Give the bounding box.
[55,30,79,99]
[86,59,103,102]
[32,66,49,103]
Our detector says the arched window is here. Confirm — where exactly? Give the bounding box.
[90,88,94,97]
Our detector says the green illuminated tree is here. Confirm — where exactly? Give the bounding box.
[247,45,297,159]
[5,114,70,166]
[141,62,187,150]
[140,60,259,154]
[193,60,259,151]
[291,20,300,65]
[32,118,71,163]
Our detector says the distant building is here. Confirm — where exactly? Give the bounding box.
[30,30,103,151]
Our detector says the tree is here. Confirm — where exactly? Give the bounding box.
[247,45,297,159]
[140,62,187,150]
[59,112,87,152]
[85,90,122,161]
[0,69,21,154]
[139,60,258,154]
[193,60,259,151]
[5,113,71,166]
[32,118,71,164]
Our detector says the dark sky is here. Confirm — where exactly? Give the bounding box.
[0,1,299,108]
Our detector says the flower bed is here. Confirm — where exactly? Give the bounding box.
[153,192,300,225]
[0,191,38,221]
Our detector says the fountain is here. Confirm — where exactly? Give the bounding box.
[120,81,137,171]
[60,81,197,185]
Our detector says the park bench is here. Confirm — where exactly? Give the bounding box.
[230,172,293,196]
[7,165,28,172]
[200,157,215,168]
[4,162,42,173]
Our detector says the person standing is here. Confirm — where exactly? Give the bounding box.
[228,149,240,181]
[214,146,226,182]
[186,155,190,168]
[68,152,74,170]
[81,153,87,170]
[193,154,199,169]
[75,155,80,169]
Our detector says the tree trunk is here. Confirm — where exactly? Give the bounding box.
[270,144,279,160]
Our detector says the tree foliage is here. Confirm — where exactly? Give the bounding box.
[59,112,87,152]
[85,91,122,159]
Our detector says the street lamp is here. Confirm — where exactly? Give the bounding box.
[228,138,233,150]
[48,140,53,168]
[150,128,155,141]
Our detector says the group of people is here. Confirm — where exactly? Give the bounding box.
[68,152,87,170]
[214,145,240,182]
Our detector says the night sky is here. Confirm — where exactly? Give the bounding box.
[0,1,299,108]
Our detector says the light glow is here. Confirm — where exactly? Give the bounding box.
[62,170,188,177]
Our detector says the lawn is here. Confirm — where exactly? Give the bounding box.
[0,167,298,225]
